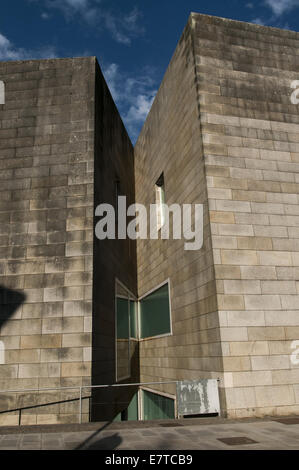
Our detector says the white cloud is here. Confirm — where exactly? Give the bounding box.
[125,94,155,128]
[102,63,157,143]
[104,8,144,45]
[251,17,266,25]
[104,13,131,45]
[102,63,119,99]
[44,0,91,20]
[264,0,299,16]
[0,31,57,60]
[64,0,89,8]
[30,0,144,45]
[123,7,144,34]
[249,0,299,28]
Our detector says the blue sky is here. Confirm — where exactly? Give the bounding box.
[1,0,299,142]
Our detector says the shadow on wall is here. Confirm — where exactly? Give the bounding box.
[0,286,26,330]
[90,342,140,422]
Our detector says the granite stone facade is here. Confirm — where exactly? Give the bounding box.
[2,12,299,424]
[135,13,299,418]
[134,19,221,409]
[195,12,299,418]
[0,57,136,425]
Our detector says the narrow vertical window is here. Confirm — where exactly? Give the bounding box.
[155,173,165,231]
[0,81,4,105]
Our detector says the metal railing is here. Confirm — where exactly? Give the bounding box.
[0,381,180,425]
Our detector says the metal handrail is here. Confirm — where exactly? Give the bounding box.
[0,380,180,425]
[0,381,180,395]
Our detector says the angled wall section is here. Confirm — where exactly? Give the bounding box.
[92,60,138,421]
[193,13,299,417]
[134,16,224,405]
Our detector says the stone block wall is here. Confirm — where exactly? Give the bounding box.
[0,56,136,426]
[134,17,222,402]
[2,13,299,423]
[0,57,94,425]
[135,12,299,418]
[193,13,299,417]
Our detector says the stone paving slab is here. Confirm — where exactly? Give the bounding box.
[0,416,298,450]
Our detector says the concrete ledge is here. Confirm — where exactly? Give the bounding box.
[0,414,295,434]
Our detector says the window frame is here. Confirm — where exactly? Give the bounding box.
[115,278,138,383]
[115,278,173,382]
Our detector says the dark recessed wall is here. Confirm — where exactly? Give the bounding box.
[91,60,138,421]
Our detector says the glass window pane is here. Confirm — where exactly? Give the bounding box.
[117,298,129,339]
[116,283,130,381]
[116,281,137,381]
[127,393,138,421]
[155,173,165,230]
[140,283,171,339]
[129,300,137,338]
[142,390,174,420]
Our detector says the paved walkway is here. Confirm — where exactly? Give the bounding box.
[0,416,298,450]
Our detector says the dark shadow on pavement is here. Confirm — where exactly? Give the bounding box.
[75,421,117,450]
[80,432,122,450]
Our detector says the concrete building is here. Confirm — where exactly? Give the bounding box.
[1,12,299,424]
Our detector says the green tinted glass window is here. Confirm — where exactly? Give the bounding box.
[129,300,138,339]
[116,296,130,380]
[117,298,129,339]
[127,392,138,421]
[142,390,175,420]
[116,281,137,381]
[140,283,171,339]
[113,392,139,422]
